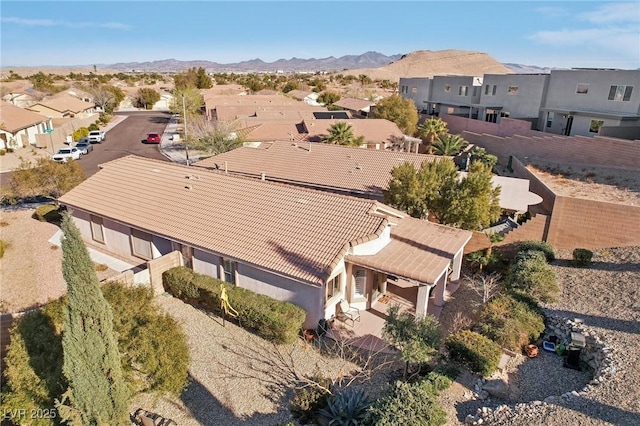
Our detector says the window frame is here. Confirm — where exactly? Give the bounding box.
[131,228,153,260]
[459,85,468,96]
[222,258,237,284]
[444,84,451,93]
[354,269,367,299]
[576,83,589,94]
[608,85,633,101]
[589,119,604,133]
[507,86,519,95]
[90,215,104,243]
[326,274,341,301]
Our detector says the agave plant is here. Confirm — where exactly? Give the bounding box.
[318,388,372,426]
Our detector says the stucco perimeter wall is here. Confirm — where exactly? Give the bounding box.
[149,251,183,295]
[441,115,537,137]
[511,156,556,213]
[461,131,640,170]
[546,197,640,250]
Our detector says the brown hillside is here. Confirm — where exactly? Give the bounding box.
[340,49,513,80]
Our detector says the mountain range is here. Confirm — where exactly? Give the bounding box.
[105,50,555,74]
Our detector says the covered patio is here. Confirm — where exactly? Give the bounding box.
[326,279,461,353]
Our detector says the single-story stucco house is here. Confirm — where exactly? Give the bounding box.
[59,155,471,329]
[195,141,542,213]
[0,101,53,148]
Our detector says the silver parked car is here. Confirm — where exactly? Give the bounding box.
[75,140,94,155]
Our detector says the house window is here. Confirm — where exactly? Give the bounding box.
[589,119,604,133]
[90,215,104,243]
[507,86,519,95]
[576,83,589,94]
[222,258,237,284]
[447,107,455,114]
[131,228,153,260]
[546,112,554,128]
[444,84,451,93]
[326,275,341,301]
[459,86,468,96]
[411,87,417,93]
[484,85,497,96]
[608,85,633,101]
[354,269,367,298]
[401,85,408,94]
[472,87,478,97]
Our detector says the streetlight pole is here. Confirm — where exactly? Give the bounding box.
[182,94,190,166]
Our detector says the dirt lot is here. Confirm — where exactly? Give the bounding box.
[525,160,640,206]
[0,207,119,313]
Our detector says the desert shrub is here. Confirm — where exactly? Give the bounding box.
[163,266,306,344]
[504,250,558,303]
[432,361,460,381]
[0,239,6,258]
[95,263,109,272]
[573,248,593,267]
[518,240,555,262]
[290,376,332,424]
[98,113,112,125]
[1,283,190,419]
[88,123,100,131]
[0,304,64,426]
[33,204,63,222]
[72,127,90,142]
[0,149,6,155]
[103,282,190,394]
[367,378,447,426]
[476,294,545,351]
[319,388,372,425]
[445,330,502,377]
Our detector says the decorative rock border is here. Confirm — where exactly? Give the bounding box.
[465,314,618,425]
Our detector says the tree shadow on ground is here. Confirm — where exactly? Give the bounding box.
[552,258,640,273]
[181,374,293,426]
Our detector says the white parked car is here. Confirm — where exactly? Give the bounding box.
[53,147,82,162]
[88,130,106,143]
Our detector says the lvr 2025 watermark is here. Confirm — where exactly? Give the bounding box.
[2,408,57,420]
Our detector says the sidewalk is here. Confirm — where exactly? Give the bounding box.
[0,114,129,174]
[158,114,203,165]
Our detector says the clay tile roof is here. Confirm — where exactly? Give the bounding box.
[196,141,443,197]
[347,217,472,284]
[33,95,94,113]
[303,119,405,143]
[0,102,49,133]
[333,98,376,111]
[58,155,388,285]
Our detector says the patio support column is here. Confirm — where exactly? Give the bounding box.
[434,270,447,307]
[415,284,432,318]
[451,247,464,282]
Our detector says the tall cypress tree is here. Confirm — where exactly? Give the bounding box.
[56,212,129,425]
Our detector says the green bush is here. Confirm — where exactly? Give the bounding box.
[432,362,460,381]
[290,376,332,424]
[445,330,502,377]
[0,149,6,155]
[518,240,556,262]
[505,250,559,303]
[163,266,306,344]
[1,283,190,421]
[367,378,447,426]
[33,204,63,222]
[476,294,545,352]
[88,123,100,131]
[573,248,593,267]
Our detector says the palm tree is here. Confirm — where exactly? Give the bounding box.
[323,121,365,147]
[417,118,448,153]
[431,134,469,156]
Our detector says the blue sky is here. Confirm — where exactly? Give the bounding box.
[1,1,639,69]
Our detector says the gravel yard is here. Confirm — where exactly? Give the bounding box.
[438,247,640,425]
[131,295,400,425]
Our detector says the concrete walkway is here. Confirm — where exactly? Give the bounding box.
[48,229,135,272]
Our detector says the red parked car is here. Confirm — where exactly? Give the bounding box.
[146,132,161,144]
